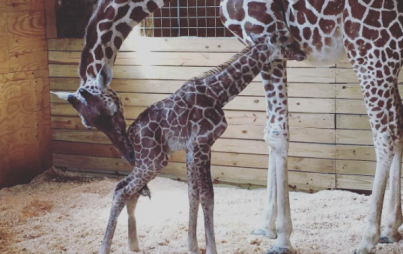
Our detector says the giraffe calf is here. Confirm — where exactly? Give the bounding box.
[53,35,305,254]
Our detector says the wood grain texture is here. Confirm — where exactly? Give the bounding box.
[53,154,335,190]
[49,64,336,83]
[50,37,402,191]
[43,0,57,38]
[0,1,51,188]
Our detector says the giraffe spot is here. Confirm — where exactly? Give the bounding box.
[248,58,256,67]
[227,0,244,21]
[323,0,344,15]
[114,36,123,49]
[297,12,305,25]
[349,0,366,20]
[94,44,104,59]
[101,31,113,44]
[305,9,318,24]
[364,10,381,28]
[344,20,361,39]
[105,47,113,59]
[266,24,276,33]
[88,52,94,63]
[251,66,260,75]
[239,57,247,66]
[319,19,335,34]
[302,27,311,40]
[115,22,132,38]
[382,11,397,28]
[247,2,273,24]
[99,21,112,31]
[273,68,283,78]
[289,25,301,41]
[147,0,159,12]
[104,6,116,20]
[228,24,243,39]
[307,0,324,13]
[130,6,149,23]
[87,66,95,78]
[369,0,383,9]
[244,75,253,83]
[362,26,379,41]
[115,5,130,21]
[311,27,323,51]
[390,22,403,38]
[383,0,395,9]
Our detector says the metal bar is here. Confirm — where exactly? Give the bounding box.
[177,0,180,36]
[169,2,172,37]
[204,0,207,36]
[187,0,190,36]
[214,2,217,37]
[196,0,198,37]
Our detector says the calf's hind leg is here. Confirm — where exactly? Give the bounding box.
[99,169,159,254]
[127,194,140,251]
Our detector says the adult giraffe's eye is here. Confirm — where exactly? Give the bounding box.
[79,88,92,99]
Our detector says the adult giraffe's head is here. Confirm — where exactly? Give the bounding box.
[53,63,134,165]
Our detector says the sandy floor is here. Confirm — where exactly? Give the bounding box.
[1,169,403,254]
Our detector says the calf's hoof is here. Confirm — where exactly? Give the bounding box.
[251,228,277,239]
[264,246,294,254]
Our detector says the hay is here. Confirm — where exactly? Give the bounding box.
[0,168,403,254]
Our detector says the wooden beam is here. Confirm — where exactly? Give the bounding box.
[50,93,336,113]
[53,154,335,190]
[50,78,336,98]
[52,141,335,174]
[49,64,336,83]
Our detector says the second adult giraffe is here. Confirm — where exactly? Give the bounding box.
[74,0,403,254]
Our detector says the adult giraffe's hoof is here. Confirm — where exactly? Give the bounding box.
[251,228,277,239]
[264,246,295,254]
[379,233,403,244]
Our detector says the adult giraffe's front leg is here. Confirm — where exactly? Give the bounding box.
[260,60,294,254]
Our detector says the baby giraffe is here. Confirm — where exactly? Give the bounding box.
[53,35,305,254]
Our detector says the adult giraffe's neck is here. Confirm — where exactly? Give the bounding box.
[204,45,270,107]
[79,0,170,83]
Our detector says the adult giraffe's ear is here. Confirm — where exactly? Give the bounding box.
[51,91,74,101]
[96,62,113,92]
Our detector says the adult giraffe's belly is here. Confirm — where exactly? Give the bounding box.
[285,0,347,67]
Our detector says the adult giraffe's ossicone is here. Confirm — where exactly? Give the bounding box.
[74,0,403,254]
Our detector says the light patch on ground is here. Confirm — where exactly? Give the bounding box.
[0,169,402,254]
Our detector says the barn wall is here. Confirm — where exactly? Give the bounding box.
[48,36,403,192]
[0,0,52,188]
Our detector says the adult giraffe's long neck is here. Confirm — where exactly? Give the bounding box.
[79,0,170,83]
[204,44,271,107]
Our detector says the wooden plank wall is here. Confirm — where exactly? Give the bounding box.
[48,36,402,192]
[0,0,52,188]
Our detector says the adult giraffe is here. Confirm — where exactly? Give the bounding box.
[73,0,403,253]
